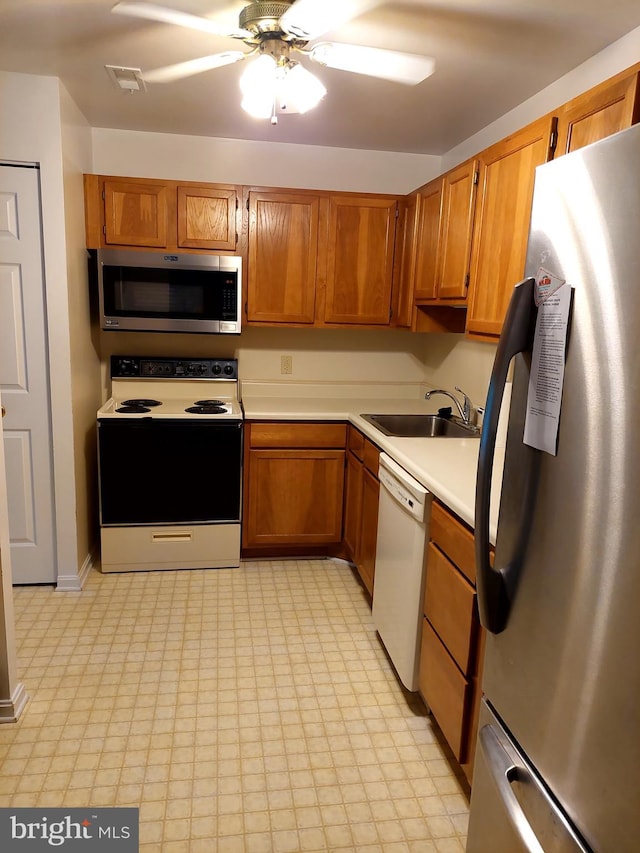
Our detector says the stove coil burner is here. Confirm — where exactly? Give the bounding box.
[185,405,228,415]
[195,399,225,407]
[116,399,162,414]
[116,405,151,413]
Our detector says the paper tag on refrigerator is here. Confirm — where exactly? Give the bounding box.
[534,266,566,305]
[523,282,573,455]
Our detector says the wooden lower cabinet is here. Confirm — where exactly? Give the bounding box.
[242,422,346,550]
[418,501,484,782]
[342,425,380,597]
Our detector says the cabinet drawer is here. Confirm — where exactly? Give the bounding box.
[430,501,476,583]
[249,421,346,448]
[347,424,365,459]
[419,620,470,762]
[362,437,379,476]
[424,543,476,673]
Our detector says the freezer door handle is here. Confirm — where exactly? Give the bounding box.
[480,723,545,853]
[479,722,589,853]
[475,277,535,633]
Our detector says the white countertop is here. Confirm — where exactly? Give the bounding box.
[241,387,504,543]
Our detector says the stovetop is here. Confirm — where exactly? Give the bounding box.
[97,356,243,421]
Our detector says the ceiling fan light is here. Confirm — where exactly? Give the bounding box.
[311,42,436,85]
[284,65,326,113]
[240,55,277,118]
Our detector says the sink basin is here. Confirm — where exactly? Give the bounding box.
[361,413,480,439]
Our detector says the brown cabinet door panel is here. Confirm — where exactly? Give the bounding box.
[556,71,640,156]
[247,191,319,324]
[323,195,397,325]
[343,451,364,561]
[413,179,443,302]
[177,185,237,250]
[437,159,478,301]
[248,421,346,449]
[244,449,345,546]
[467,115,556,337]
[103,179,170,248]
[419,620,471,762]
[430,501,476,584]
[358,467,380,596]
[424,543,477,674]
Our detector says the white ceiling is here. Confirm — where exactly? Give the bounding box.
[2,0,640,155]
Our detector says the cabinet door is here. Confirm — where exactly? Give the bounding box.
[437,159,478,301]
[177,184,237,250]
[244,449,345,547]
[390,192,419,328]
[247,191,319,324]
[103,179,170,248]
[323,195,397,325]
[556,71,640,156]
[343,451,363,561]
[358,467,380,597]
[466,115,556,338]
[413,178,443,301]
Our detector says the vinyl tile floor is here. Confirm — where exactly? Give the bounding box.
[1,559,470,852]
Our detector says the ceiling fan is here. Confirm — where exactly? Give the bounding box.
[111,0,436,121]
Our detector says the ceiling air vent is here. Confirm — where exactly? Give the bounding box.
[105,65,146,93]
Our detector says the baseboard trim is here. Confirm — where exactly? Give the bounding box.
[0,681,28,723]
[56,549,95,592]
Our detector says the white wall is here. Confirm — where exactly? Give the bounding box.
[443,24,640,171]
[91,128,441,194]
[0,71,96,587]
[60,82,101,582]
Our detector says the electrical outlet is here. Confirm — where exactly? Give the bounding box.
[281,355,293,375]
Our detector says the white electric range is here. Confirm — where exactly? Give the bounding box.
[97,356,243,573]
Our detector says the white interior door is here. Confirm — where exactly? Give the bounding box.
[0,163,56,584]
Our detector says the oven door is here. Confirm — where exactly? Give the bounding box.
[98,419,242,525]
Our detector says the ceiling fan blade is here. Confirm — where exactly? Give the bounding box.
[143,51,246,83]
[281,0,383,41]
[309,42,436,85]
[111,2,253,40]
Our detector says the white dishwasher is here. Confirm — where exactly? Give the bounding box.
[372,453,432,691]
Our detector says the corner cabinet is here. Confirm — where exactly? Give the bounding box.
[418,501,485,783]
[242,421,346,551]
[555,67,640,156]
[465,115,557,338]
[342,426,380,597]
[84,174,241,252]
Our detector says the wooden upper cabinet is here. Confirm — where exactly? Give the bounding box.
[85,175,240,252]
[321,194,398,325]
[437,159,478,301]
[556,69,640,156]
[177,184,237,250]
[413,178,443,302]
[391,191,420,327]
[103,178,170,248]
[466,115,557,338]
[246,190,319,324]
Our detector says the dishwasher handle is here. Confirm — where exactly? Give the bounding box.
[378,454,430,523]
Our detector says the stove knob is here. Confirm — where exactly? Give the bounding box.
[212,364,222,375]
[223,364,234,376]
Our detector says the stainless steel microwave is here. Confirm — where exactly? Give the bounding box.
[95,248,242,334]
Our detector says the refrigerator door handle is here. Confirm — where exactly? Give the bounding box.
[479,723,545,853]
[475,277,535,633]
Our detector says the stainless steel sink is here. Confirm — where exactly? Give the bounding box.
[361,413,480,438]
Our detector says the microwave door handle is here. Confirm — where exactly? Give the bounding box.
[475,277,535,635]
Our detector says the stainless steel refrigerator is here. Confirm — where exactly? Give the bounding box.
[467,123,640,852]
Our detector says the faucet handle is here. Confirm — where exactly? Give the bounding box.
[454,386,475,424]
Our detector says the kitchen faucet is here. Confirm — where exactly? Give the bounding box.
[425,386,477,425]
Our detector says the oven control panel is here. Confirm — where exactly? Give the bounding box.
[111,356,238,380]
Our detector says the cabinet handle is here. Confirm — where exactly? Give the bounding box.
[151,532,193,543]
[1,406,5,418]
